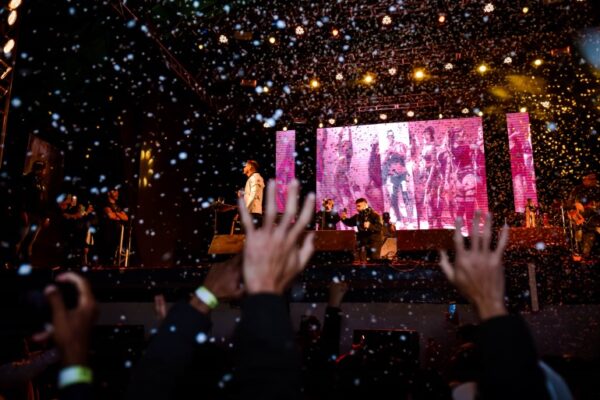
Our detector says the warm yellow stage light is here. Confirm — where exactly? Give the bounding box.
[332,28,339,37]
[7,10,17,26]
[363,74,374,84]
[520,107,527,113]
[310,79,320,88]
[3,39,15,54]
[533,59,543,66]
[268,37,276,44]
[8,0,22,11]
[413,69,425,80]
[477,64,488,73]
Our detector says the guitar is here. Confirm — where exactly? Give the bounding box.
[567,202,585,226]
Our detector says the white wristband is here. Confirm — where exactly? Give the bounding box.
[195,286,219,309]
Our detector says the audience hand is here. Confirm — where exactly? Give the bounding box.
[439,212,509,321]
[238,179,315,295]
[41,273,98,366]
[328,281,349,308]
[190,255,244,313]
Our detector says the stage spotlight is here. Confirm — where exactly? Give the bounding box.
[477,64,488,73]
[3,39,15,55]
[503,57,512,64]
[477,111,484,116]
[328,118,335,125]
[197,43,204,50]
[444,63,453,70]
[541,101,550,108]
[318,122,324,128]
[362,73,375,84]
[406,110,414,117]
[520,107,527,112]
[310,78,320,88]
[461,108,469,114]
[388,67,397,76]
[379,113,387,120]
[439,113,443,119]
[382,15,392,25]
[218,35,228,44]
[7,10,17,26]
[413,68,425,80]
[522,7,529,14]
[8,0,21,10]
[484,3,494,13]
[295,26,305,36]
[331,28,339,37]
[262,86,269,93]
[282,126,288,131]
[438,14,446,23]
[268,36,276,44]
[335,73,344,81]
[533,58,543,66]
[353,117,358,124]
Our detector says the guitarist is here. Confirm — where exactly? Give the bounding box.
[568,172,599,258]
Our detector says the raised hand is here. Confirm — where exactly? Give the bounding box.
[439,212,509,321]
[43,273,98,366]
[238,179,315,295]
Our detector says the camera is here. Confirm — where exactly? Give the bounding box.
[0,270,79,336]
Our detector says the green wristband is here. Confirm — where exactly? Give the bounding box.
[195,286,219,309]
[58,365,93,389]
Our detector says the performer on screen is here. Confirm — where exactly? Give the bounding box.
[420,126,444,228]
[315,198,341,230]
[382,130,413,227]
[341,198,384,262]
[448,127,477,228]
[334,128,355,211]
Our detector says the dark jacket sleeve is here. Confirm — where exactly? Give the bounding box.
[366,212,383,234]
[341,214,357,228]
[476,315,550,400]
[233,294,302,400]
[318,306,342,362]
[127,302,213,400]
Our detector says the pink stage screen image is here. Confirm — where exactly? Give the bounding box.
[316,117,488,230]
[507,113,538,213]
[275,130,296,212]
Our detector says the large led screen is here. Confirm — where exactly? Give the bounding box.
[275,130,296,212]
[506,113,538,213]
[316,117,488,230]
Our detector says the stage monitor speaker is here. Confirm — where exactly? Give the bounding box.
[506,227,567,250]
[208,234,245,254]
[311,230,355,264]
[396,229,455,252]
[313,230,356,251]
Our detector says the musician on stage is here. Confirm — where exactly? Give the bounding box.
[98,186,128,265]
[341,198,383,262]
[239,159,265,228]
[525,198,537,228]
[315,198,341,230]
[568,172,599,258]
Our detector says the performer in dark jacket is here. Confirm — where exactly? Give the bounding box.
[341,198,383,261]
[315,198,341,230]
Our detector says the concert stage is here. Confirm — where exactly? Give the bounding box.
[3,248,598,307]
